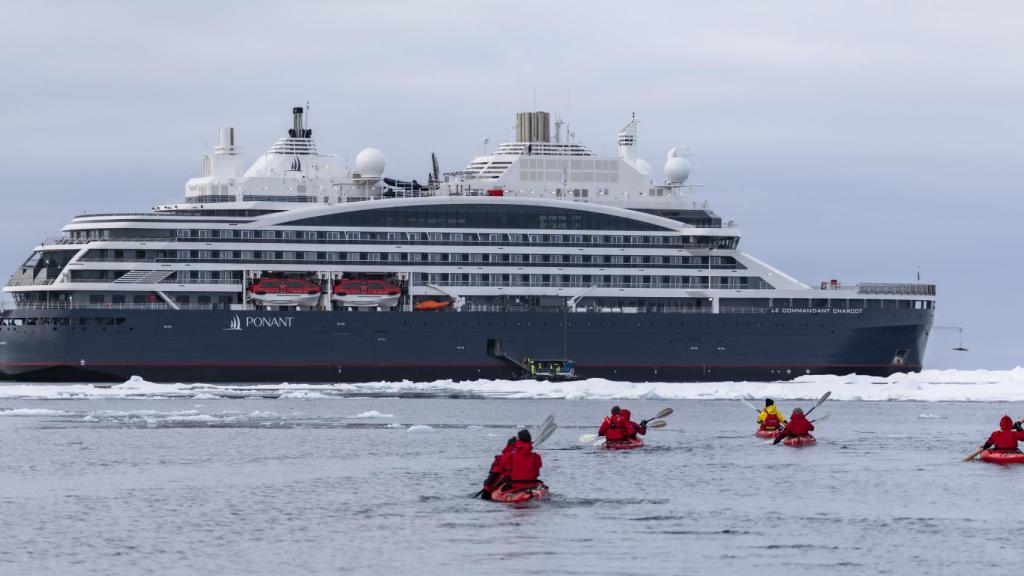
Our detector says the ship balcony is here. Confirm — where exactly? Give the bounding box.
[818,282,936,297]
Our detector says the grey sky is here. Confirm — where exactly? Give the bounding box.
[1,0,1020,369]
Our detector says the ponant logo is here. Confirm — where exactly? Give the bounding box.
[223,315,295,331]
[224,315,242,331]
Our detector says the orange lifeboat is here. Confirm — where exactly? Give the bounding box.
[414,300,450,311]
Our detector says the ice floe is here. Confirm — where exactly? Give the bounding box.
[352,410,396,418]
[0,368,1022,402]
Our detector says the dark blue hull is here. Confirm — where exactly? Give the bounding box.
[0,308,932,382]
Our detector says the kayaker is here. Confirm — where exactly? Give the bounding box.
[480,437,517,500]
[499,429,543,489]
[980,415,1024,453]
[598,406,627,442]
[757,398,787,432]
[773,407,814,444]
[620,408,647,439]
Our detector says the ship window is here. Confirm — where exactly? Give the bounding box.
[279,203,672,231]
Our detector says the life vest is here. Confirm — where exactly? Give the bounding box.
[506,441,542,485]
[760,412,781,430]
[786,413,814,436]
[988,416,1024,450]
[599,415,626,441]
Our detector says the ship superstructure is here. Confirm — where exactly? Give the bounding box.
[0,108,935,382]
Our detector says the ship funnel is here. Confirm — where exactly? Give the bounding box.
[218,127,235,148]
[516,111,551,143]
[289,106,311,138]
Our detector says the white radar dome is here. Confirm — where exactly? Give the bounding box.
[664,147,691,184]
[355,148,386,178]
[635,158,652,177]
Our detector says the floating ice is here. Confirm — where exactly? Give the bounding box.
[1,368,1022,402]
[407,425,435,434]
[352,410,396,418]
[385,423,404,429]
[277,390,330,399]
[917,413,946,419]
[0,408,69,416]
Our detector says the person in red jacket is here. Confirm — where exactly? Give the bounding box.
[480,437,516,500]
[773,407,814,444]
[620,408,647,439]
[598,406,627,441]
[499,429,543,489]
[981,415,1024,452]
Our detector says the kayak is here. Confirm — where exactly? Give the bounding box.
[756,429,781,439]
[603,438,645,450]
[490,482,548,504]
[979,450,1024,465]
[782,434,816,447]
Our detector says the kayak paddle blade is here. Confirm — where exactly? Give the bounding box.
[654,407,674,419]
[740,398,761,413]
[646,419,667,429]
[579,433,598,443]
[535,422,557,446]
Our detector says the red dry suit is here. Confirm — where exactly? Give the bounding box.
[598,414,627,441]
[783,412,815,436]
[499,440,543,488]
[983,415,1024,451]
[621,409,646,438]
[482,442,517,495]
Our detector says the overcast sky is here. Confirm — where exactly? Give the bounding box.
[1,0,1020,369]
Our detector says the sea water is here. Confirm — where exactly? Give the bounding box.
[1,373,1023,576]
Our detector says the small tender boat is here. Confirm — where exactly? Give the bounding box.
[979,449,1024,465]
[782,434,816,447]
[756,428,781,439]
[332,279,401,308]
[248,278,322,307]
[602,437,645,450]
[490,482,548,504]
[414,299,450,311]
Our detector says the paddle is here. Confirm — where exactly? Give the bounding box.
[964,416,1024,462]
[804,391,831,418]
[740,397,761,413]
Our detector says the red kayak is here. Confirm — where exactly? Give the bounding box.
[490,483,549,504]
[783,434,816,447]
[979,450,1024,465]
[756,429,781,439]
[603,438,645,450]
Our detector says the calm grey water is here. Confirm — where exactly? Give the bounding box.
[1,396,1021,575]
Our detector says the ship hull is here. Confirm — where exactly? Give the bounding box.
[0,308,932,383]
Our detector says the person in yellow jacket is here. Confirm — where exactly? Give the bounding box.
[757,398,788,431]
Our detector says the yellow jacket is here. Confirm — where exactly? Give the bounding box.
[757,405,787,425]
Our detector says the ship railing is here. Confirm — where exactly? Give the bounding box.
[819,282,936,296]
[73,256,745,270]
[855,283,936,296]
[4,277,57,287]
[7,302,790,315]
[7,302,225,311]
[60,236,733,250]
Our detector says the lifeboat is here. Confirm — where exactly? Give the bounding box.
[332,279,401,308]
[414,299,450,311]
[248,278,322,307]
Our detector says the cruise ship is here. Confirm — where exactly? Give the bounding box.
[0,107,935,382]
